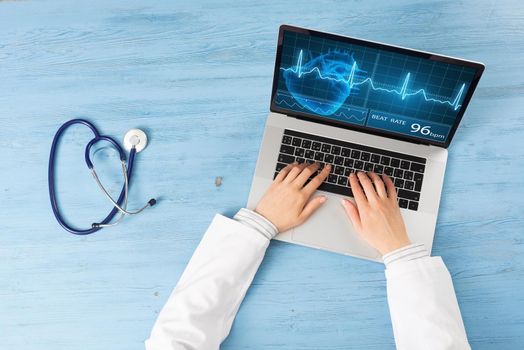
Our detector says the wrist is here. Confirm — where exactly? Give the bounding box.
[254,207,281,232]
[234,208,279,239]
[379,238,411,256]
[382,243,428,267]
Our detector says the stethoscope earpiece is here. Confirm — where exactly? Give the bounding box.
[91,198,157,229]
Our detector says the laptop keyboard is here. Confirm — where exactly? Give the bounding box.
[275,129,426,211]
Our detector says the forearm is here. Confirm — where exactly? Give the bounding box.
[146,211,275,350]
[385,251,470,350]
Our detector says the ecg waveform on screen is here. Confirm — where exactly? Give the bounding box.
[281,49,466,111]
[275,92,367,123]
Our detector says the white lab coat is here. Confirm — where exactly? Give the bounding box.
[145,214,470,350]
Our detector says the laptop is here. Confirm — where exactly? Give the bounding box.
[247,25,484,262]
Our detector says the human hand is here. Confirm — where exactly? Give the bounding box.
[341,171,411,255]
[255,162,331,232]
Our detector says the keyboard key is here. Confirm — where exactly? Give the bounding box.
[292,137,302,146]
[282,135,292,145]
[301,139,312,149]
[341,148,351,157]
[305,150,315,159]
[295,148,305,157]
[335,166,344,175]
[306,158,315,164]
[361,152,370,161]
[337,176,348,186]
[384,166,394,176]
[317,181,353,197]
[331,146,341,155]
[404,171,414,180]
[414,172,424,182]
[411,162,425,173]
[314,152,324,161]
[322,144,331,153]
[399,198,409,209]
[324,154,334,163]
[364,162,374,171]
[415,179,423,192]
[408,201,419,211]
[275,162,287,172]
[374,164,384,174]
[296,157,305,164]
[280,145,295,155]
[344,167,352,176]
[380,156,391,166]
[334,156,344,165]
[405,180,414,190]
[390,158,400,168]
[394,178,404,188]
[354,160,364,170]
[312,142,321,151]
[344,158,354,167]
[278,153,295,164]
[400,160,410,169]
[371,154,381,163]
[394,169,404,178]
[398,189,420,201]
[351,150,361,159]
[328,174,338,184]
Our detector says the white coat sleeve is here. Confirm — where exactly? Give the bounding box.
[145,214,270,350]
[386,256,471,350]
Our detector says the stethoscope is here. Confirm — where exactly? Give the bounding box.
[48,119,156,235]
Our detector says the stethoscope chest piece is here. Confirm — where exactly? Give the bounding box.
[124,128,148,153]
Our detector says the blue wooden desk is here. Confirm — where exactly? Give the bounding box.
[1,0,523,348]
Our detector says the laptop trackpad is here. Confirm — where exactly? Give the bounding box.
[292,196,381,260]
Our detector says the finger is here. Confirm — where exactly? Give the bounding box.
[357,171,378,203]
[368,172,387,198]
[274,162,297,182]
[294,162,320,187]
[349,172,368,207]
[382,174,398,201]
[341,198,362,232]
[282,163,308,183]
[303,163,331,196]
[298,195,327,223]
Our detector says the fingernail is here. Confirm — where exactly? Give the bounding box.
[349,173,354,177]
[340,198,347,206]
[319,196,327,203]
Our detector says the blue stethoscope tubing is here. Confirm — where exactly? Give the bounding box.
[48,119,150,235]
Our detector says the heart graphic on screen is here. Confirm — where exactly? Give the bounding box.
[283,50,362,115]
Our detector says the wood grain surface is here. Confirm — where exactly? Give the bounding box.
[1,0,523,349]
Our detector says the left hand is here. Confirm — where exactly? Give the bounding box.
[255,162,331,232]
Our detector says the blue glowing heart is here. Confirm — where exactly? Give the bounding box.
[283,51,360,116]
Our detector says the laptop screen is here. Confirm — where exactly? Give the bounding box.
[271,27,483,146]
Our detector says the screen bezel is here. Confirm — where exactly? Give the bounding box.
[270,25,485,148]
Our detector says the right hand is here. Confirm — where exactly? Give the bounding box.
[255,162,331,232]
[341,171,411,255]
